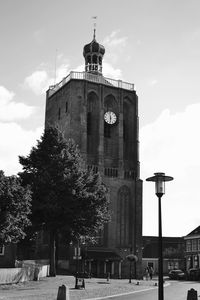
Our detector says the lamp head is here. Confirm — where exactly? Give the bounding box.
[146,172,173,197]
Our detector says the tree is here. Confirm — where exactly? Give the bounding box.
[0,171,31,244]
[19,127,110,276]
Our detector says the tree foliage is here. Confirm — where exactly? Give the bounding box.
[19,127,110,241]
[0,171,31,244]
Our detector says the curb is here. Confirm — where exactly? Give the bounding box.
[84,282,170,300]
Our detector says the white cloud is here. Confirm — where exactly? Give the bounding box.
[101,31,128,79]
[148,79,158,86]
[24,62,70,96]
[103,31,128,65]
[56,63,70,82]
[0,122,43,176]
[74,64,84,72]
[0,86,35,121]
[103,30,127,48]
[24,70,52,96]
[103,62,122,80]
[141,103,200,236]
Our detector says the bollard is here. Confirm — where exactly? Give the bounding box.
[187,288,198,300]
[57,284,69,300]
[82,279,85,289]
[33,267,40,281]
[107,272,110,282]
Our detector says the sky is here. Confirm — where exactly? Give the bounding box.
[0,0,200,238]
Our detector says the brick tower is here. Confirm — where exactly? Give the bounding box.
[45,30,143,278]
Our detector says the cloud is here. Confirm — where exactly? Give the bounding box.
[24,62,70,96]
[103,30,127,48]
[103,31,128,65]
[24,70,52,96]
[148,79,158,86]
[101,31,127,79]
[103,62,122,79]
[24,38,124,95]
[0,86,35,121]
[56,63,70,82]
[140,102,200,236]
[0,122,43,176]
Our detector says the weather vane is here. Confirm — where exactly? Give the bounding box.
[92,16,97,39]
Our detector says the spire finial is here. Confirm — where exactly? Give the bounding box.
[92,16,97,40]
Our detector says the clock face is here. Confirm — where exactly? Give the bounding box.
[104,111,117,124]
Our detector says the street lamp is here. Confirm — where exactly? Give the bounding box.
[146,172,173,300]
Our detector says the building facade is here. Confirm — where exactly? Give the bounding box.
[142,236,185,275]
[184,226,200,271]
[0,244,16,268]
[45,31,143,278]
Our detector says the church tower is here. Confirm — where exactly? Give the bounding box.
[45,30,143,278]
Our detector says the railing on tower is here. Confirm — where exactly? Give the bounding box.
[48,71,134,97]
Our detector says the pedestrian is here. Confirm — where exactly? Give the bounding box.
[145,267,149,280]
[149,266,154,280]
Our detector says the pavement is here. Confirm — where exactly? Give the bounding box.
[0,275,162,300]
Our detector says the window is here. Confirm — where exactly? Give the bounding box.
[58,107,61,120]
[93,55,97,64]
[87,112,91,135]
[65,102,68,113]
[87,55,91,64]
[168,261,179,270]
[117,186,130,246]
[198,239,200,250]
[0,245,4,255]
[186,240,191,252]
[192,239,197,251]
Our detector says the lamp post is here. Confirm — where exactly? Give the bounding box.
[146,172,173,300]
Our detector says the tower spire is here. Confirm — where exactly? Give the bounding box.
[92,16,97,40]
[83,17,105,75]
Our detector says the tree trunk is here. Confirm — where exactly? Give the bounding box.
[49,229,56,277]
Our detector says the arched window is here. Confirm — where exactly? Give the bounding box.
[117,186,130,246]
[123,97,135,168]
[87,112,92,135]
[87,55,91,64]
[93,55,97,64]
[87,92,99,163]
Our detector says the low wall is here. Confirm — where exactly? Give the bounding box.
[57,260,69,270]
[0,260,50,284]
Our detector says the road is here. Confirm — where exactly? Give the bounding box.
[105,280,200,300]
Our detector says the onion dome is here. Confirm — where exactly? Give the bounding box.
[83,29,105,74]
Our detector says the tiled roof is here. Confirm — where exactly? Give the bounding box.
[186,225,200,237]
